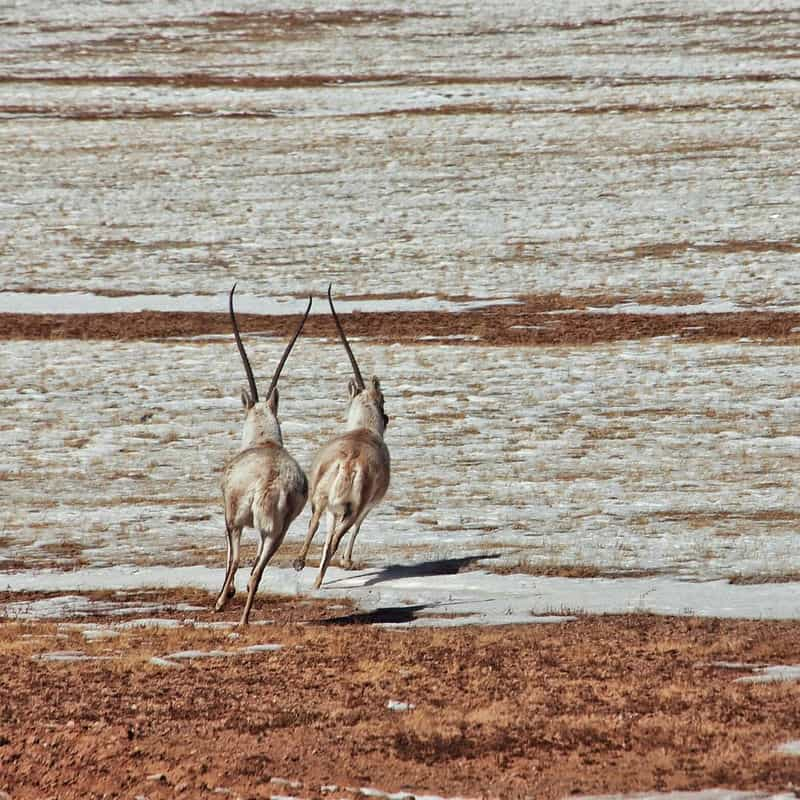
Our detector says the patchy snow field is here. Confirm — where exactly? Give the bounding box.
[2,334,800,621]
[2,3,800,796]
[2,0,799,306]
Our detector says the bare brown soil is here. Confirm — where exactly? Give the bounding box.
[2,296,800,346]
[2,590,800,800]
[3,70,795,92]
[0,97,786,121]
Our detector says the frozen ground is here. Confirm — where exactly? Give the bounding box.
[3,2,799,610]
[2,1,799,305]
[2,333,800,621]
[3,4,800,799]
[578,793,799,800]
[3,291,800,317]
[4,565,800,625]
[0,290,519,315]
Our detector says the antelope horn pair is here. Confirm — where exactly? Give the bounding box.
[228,283,365,399]
[228,284,311,403]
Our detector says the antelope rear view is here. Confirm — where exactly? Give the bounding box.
[293,285,391,588]
[216,284,311,625]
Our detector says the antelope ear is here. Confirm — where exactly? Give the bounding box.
[268,387,279,415]
[241,389,255,410]
[370,376,381,392]
[348,379,360,399]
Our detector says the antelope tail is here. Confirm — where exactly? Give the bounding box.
[329,463,364,522]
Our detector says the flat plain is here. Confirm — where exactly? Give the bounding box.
[2,2,800,798]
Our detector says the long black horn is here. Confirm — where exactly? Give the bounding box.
[328,284,364,390]
[229,283,259,404]
[266,296,313,400]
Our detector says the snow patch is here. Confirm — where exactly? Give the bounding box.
[241,643,283,653]
[386,700,416,712]
[0,291,517,316]
[149,656,182,668]
[736,666,800,684]
[4,566,800,625]
[33,650,113,662]
[164,649,236,660]
[81,628,120,641]
[148,645,281,668]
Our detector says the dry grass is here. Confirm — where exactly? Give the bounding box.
[4,303,800,348]
[637,509,800,531]
[37,540,87,558]
[623,239,800,260]
[63,435,90,448]
[486,561,604,578]
[13,10,434,68]
[729,573,800,585]
[112,495,217,507]
[484,561,670,580]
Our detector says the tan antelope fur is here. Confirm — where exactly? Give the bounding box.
[216,284,311,625]
[292,285,390,588]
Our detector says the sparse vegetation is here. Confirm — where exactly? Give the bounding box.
[3,3,800,797]
[2,597,800,798]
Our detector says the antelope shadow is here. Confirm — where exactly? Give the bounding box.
[319,603,429,626]
[359,552,503,587]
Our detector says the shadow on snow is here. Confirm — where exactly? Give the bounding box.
[316,554,504,626]
[360,553,503,586]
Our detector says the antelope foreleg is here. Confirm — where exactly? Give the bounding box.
[215,525,241,612]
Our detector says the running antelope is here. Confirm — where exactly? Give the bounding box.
[292,285,390,588]
[215,284,311,625]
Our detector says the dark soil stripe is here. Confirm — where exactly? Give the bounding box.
[1,305,799,346]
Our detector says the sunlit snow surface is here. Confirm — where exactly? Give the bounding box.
[2,336,800,621]
[0,291,519,315]
[3,6,800,800]
[2,0,799,305]
[3,3,800,621]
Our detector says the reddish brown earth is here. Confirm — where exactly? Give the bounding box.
[2,590,800,799]
[2,295,800,346]
[3,294,800,798]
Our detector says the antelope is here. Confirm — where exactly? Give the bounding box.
[292,284,390,588]
[215,284,311,625]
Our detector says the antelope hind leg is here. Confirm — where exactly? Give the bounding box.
[313,511,337,589]
[341,509,370,570]
[293,503,322,571]
[240,521,288,626]
[314,511,357,589]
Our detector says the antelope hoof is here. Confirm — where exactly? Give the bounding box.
[292,557,306,572]
[341,558,353,570]
[313,575,323,590]
[214,586,236,612]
